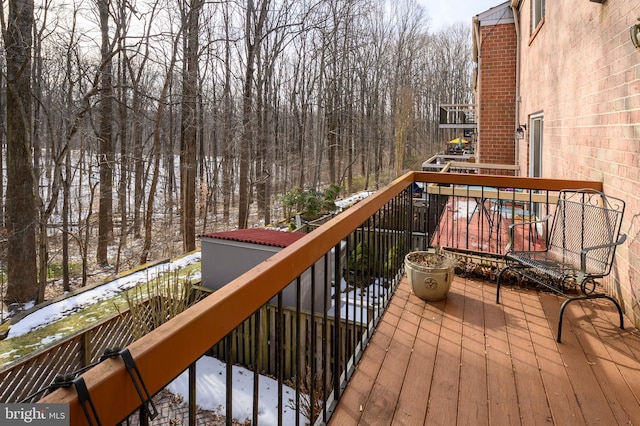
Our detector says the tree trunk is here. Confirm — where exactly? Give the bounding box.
[96,0,114,266]
[221,2,232,224]
[141,21,182,264]
[0,72,4,230]
[62,151,71,292]
[132,89,144,238]
[4,0,37,304]
[238,0,270,229]
[180,0,201,252]
[116,45,129,273]
[33,14,47,304]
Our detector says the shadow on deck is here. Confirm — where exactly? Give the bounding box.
[328,274,640,425]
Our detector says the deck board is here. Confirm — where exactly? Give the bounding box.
[483,279,520,425]
[549,295,640,424]
[502,288,553,425]
[392,294,443,425]
[458,281,488,425]
[424,291,462,426]
[359,310,416,424]
[328,275,640,425]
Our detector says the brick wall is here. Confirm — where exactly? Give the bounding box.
[478,23,517,165]
[516,0,640,328]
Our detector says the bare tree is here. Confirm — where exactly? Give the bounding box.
[220,0,234,225]
[238,0,270,229]
[127,0,160,240]
[180,0,203,251]
[141,15,184,264]
[60,13,79,291]
[96,0,115,267]
[3,0,38,304]
[255,1,297,225]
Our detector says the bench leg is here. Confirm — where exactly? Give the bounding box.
[557,294,624,343]
[496,266,510,304]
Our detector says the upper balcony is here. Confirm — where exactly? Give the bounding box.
[25,171,640,425]
[439,104,477,130]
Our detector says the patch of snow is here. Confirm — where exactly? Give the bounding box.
[167,356,306,425]
[335,191,375,209]
[6,252,201,339]
[0,348,19,360]
[39,333,64,346]
[327,278,390,324]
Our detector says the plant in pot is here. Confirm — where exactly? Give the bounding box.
[405,247,458,301]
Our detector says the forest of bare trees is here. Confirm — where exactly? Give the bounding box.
[0,0,472,306]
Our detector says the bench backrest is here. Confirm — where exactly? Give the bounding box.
[548,189,625,276]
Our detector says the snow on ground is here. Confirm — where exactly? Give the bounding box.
[168,356,306,425]
[328,277,390,324]
[6,252,202,338]
[335,191,375,209]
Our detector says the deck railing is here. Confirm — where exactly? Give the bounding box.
[40,172,602,425]
[421,154,520,176]
[438,104,477,129]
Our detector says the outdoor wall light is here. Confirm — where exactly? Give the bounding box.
[515,124,527,140]
[631,18,640,51]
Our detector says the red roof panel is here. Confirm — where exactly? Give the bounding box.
[200,228,305,248]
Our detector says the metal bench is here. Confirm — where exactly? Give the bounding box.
[496,189,626,342]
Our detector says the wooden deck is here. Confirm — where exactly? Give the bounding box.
[328,275,640,425]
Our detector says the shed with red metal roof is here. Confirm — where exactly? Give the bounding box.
[199,228,330,311]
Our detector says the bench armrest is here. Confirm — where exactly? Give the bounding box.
[506,214,552,253]
[579,233,627,275]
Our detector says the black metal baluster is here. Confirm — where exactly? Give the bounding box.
[277,292,284,426]
[295,276,301,426]
[188,361,196,426]
[322,251,331,423]
[225,334,232,426]
[253,308,260,426]
[309,262,317,425]
[333,236,342,401]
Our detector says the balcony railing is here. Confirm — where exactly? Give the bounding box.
[39,172,602,425]
[438,104,477,129]
[422,154,520,177]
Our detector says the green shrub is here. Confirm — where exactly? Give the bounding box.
[282,184,342,221]
[383,240,406,279]
[347,241,374,274]
[322,183,342,211]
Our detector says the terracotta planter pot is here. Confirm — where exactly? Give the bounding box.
[405,251,454,301]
